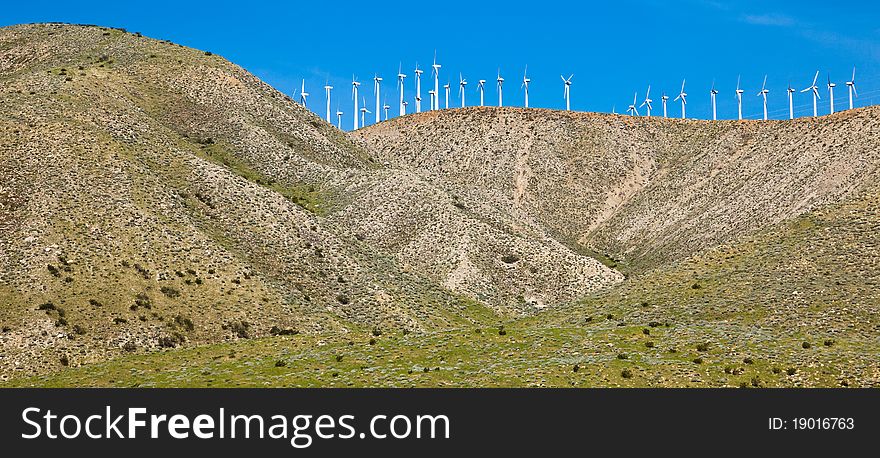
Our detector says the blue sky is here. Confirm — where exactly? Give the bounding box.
[4,1,880,129]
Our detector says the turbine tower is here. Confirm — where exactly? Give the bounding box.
[299,79,309,107]
[443,82,450,109]
[432,51,441,111]
[497,69,504,107]
[787,84,795,120]
[827,74,836,115]
[735,75,744,120]
[846,67,857,110]
[428,89,436,110]
[459,73,468,108]
[351,77,360,130]
[414,63,423,113]
[397,64,407,116]
[383,98,390,121]
[801,71,820,117]
[359,96,370,128]
[561,74,573,111]
[521,65,531,108]
[673,79,687,119]
[373,74,382,124]
[402,100,409,114]
[626,92,639,116]
[639,85,652,117]
[661,93,669,118]
[757,75,769,121]
[324,82,333,123]
[477,79,486,106]
[710,80,718,121]
[335,105,343,129]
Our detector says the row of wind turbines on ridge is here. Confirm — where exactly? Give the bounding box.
[292,54,859,129]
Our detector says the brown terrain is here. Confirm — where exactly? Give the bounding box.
[0,23,877,387]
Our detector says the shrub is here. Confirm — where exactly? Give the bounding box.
[743,357,754,364]
[38,302,56,311]
[122,342,137,352]
[223,321,250,339]
[642,328,650,335]
[802,341,812,349]
[134,293,152,310]
[692,357,703,364]
[113,317,128,324]
[786,367,797,376]
[621,368,633,379]
[498,325,507,336]
[72,324,87,335]
[158,332,185,348]
[89,299,103,307]
[500,254,520,264]
[368,338,376,345]
[772,367,782,374]
[750,376,761,387]
[617,353,628,360]
[270,326,298,336]
[275,360,287,367]
[648,321,661,328]
[160,286,180,298]
[59,355,69,366]
[644,341,655,348]
[696,342,710,352]
[172,315,194,332]
[336,294,350,305]
[823,339,835,347]
[371,328,382,337]
[336,355,344,362]
[47,264,61,277]
[572,364,579,373]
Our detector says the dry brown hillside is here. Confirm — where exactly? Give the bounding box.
[357,106,880,271]
[0,23,620,380]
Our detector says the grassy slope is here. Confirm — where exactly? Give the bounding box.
[9,187,877,388]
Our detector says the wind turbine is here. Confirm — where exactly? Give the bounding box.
[735,75,744,120]
[443,81,450,109]
[299,79,309,107]
[661,93,669,118]
[428,89,436,110]
[710,80,718,120]
[757,75,769,121]
[414,63,423,113]
[801,71,820,117]
[431,51,441,111]
[383,98,390,121]
[827,74,836,115]
[459,73,468,108]
[639,85,652,117]
[626,92,639,116]
[561,74,573,111]
[397,64,407,116]
[477,79,486,106]
[786,84,795,119]
[351,77,360,130]
[846,67,857,110]
[402,100,409,114]
[373,74,382,124]
[359,96,370,127]
[673,79,687,119]
[335,104,343,129]
[324,81,333,123]
[521,65,531,108]
[497,69,504,107]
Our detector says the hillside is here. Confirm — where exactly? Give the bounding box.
[357,107,880,272]
[1,23,878,387]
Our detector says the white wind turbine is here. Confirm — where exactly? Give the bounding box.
[521,65,531,108]
[359,96,370,127]
[626,92,639,116]
[735,75,744,120]
[402,100,409,114]
[351,77,360,130]
[299,79,309,107]
[710,80,718,120]
[496,69,504,107]
[757,75,769,120]
[561,74,573,111]
[801,71,820,117]
[787,84,795,120]
[827,74,836,115]
[673,79,687,119]
[414,63,423,113]
[477,79,486,106]
[383,98,390,121]
[336,105,343,129]
[324,81,333,123]
[428,89,436,110]
[639,85,652,117]
[459,73,468,108]
[432,51,441,111]
[846,67,857,110]
[443,81,450,109]
[373,74,382,124]
[661,93,669,118]
[397,64,407,116]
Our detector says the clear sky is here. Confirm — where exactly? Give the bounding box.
[4,1,879,129]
